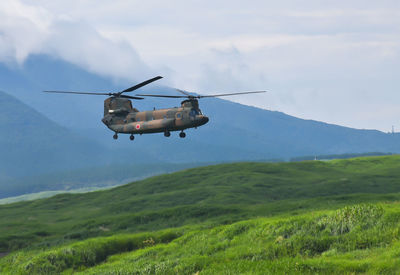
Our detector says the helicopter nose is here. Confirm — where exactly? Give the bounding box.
[201,116,209,125]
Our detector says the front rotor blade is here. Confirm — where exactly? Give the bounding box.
[136,94,187,98]
[198,91,267,98]
[43,91,111,96]
[120,76,163,94]
[120,95,144,100]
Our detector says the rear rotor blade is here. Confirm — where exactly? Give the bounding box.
[198,91,266,98]
[120,76,163,94]
[43,90,112,96]
[136,90,266,99]
[175,88,192,96]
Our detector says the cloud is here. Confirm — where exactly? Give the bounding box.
[1,0,400,131]
[0,1,52,63]
[0,0,151,81]
[45,19,151,81]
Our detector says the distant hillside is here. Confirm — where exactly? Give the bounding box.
[1,54,400,163]
[0,162,206,200]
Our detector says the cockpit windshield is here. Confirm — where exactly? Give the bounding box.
[190,108,202,117]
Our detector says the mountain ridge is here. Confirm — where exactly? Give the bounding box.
[1,53,400,179]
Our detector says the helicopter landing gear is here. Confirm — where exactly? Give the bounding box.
[164,130,171,137]
[129,134,135,141]
[113,133,118,140]
[179,131,186,138]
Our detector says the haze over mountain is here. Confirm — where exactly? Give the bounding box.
[0,90,104,177]
[0,89,173,177]
[1,54,400,190]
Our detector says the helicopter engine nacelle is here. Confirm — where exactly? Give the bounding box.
[108,108,129,115]
[104,97,133,116]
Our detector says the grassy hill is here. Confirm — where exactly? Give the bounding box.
[1,156,400,274]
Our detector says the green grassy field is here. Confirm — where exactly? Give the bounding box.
[1,156,400,274]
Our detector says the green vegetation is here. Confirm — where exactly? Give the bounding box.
[2,204,400,274]
[1,155,400,274]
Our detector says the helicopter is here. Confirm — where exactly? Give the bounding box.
[44,76,266,140]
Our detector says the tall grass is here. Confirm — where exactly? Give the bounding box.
[2,204,400,274]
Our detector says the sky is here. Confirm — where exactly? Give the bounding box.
[0,0,399,131]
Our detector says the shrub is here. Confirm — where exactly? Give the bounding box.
[317,204,384,235]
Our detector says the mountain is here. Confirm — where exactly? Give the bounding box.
[0,90,160,180]
[0,90,104,177]
[1,54,400,163]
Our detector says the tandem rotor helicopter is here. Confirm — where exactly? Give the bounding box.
[44,76,266,140]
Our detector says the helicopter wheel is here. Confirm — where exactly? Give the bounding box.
[130,134,135,141]
[113,133,118,140]
[179,131,186,138]
[164,130,171,137]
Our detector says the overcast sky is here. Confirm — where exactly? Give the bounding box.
[1,0,400,131]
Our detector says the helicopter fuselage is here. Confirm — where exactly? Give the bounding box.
[101,97,209,136]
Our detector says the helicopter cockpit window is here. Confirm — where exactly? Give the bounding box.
[190,109,201,117]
